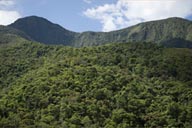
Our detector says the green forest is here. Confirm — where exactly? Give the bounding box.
[0,39,192,128]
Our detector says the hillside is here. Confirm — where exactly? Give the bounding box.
[0,25,31,44]
[0,39,192,127]
[9,16,192,48]
[9,16,76,45]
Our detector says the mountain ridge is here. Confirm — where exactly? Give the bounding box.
[8,16,192,48]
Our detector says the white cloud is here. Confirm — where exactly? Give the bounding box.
[0,0,21,25]
[84,0,192,32]
[0,10,21,25]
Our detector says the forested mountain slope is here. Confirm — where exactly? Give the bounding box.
[9,16,192,48]
[0,25,31,44]
[0,39,192,127]
[9,16,76,45]
[74,17,192,47]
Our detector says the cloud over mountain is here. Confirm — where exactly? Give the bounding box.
[0,0,21,25]
[84,0,192,31]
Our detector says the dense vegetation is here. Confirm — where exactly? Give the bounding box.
[0,25,31,44]
[0,39,192,127]
[9,16,192,47]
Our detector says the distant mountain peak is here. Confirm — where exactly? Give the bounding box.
[11,16,53,27]
[9,16,76,45]
[10,15,69,31]
[16,15,48,20]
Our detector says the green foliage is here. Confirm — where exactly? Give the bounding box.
[0,25,31,44]
[0,41,192,127]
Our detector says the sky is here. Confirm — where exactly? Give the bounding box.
[0,0,192,32]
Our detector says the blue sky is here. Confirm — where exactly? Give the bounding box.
[0,0,192,32]
[16,0,116,32]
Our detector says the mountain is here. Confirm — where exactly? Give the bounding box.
[74,17,192,47]
[9,16,76,45]
[9,16,192,48]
